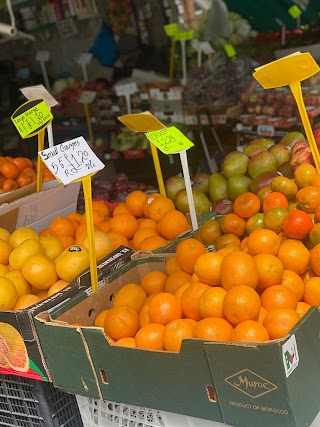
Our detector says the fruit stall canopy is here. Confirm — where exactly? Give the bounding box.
[224,0,319,32]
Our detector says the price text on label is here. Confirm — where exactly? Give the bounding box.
[145,126,194,154]
[12,100,53,138]
[39,136,105,185]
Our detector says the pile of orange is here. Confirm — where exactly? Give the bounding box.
[0,156,55,193]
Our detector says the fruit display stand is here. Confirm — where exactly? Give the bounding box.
[0,374,83,427]
[35,252,320,427]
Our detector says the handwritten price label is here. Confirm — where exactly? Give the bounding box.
[39,136,105,185]
[164,23,178,37]
[224,44,236,58]
[174,30,194,41]
[145,126,194,154]
[288,5,302,18]
[11,99,53,138]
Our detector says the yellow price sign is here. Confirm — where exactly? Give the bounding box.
[288,5,302,18]
[164,23,178,37]
[224,44,236,58]
[145,126,194,154]
[118,111,165,133]
[174,30,194,41]
[11,99,53,138]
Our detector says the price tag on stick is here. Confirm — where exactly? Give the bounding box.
[11,98,53,192]
[40,136,105,293]
[146,127,198,231]
[253,52,320,173]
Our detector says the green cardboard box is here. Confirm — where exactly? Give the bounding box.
[35,253,320,426]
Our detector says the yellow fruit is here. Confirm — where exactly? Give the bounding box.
[9,238,45,271]
[47,280,70,297]
[9,227,39,249]
[13,294,41,310]
[0,239,12,265]
[22,254,58,290]
[0,276,18,310]
[0,227,11,242]
[5,271,31,297]
[54,245,90,282]
[0,264,9,276]
[80,230,114,261]
[40,236,64,261]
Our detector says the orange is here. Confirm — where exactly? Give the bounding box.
[260,285,297,311]
[157,210,190,240]
[2,179,18,192]
[263,308,300,339]
[263,207,289,234]
[277,239,310,275]
[112,283,147,314]
[233,192,261,218]
[199,287,227,318]
[257,306,268,325]
[165,256,181,275]
[132,227,159,249]
[253,253,284,290]
[0,264,9,275]
[280,270,304,301]
[194,252,223,286]
[296,186,320,213]
[91,200,110,217]
[141,271,167,295]
[190,273,199,283]
[22,167,36,177]
[47,279,70,297]
[138,218,158,230]
[310,244,320,276]
[11,157,29,172]
[247,228,280,256]
[263,192,288,213]
[80,209,106,226]
[114,337,136,347]
[282,210,313,240]
[0,276,18,310]
[180,282,210,320]
[223,285,261,325]
[174,282,191,303]
[75,223,98,239]
[304,277,320,306]
[49,217,76,238]
[296,301,311,317]
[315,203,320,222]
[81,230,114,261]
[112,203,130,216]
[135,323,165,350]
[231,320,269,342]
[294,164,317,189]
[197,219,222,245]
[142,193,161,217]
[66,212,83,223]
[39,228,51,237]
[148,197,175,222]
[9,239,44,271]
[126,190,148,217]
[13,294,41,310]
[22,254,58,290]
[0,161,19,179]
[220,251,259,291]
[94,309,110,327]
[149,292,182,325]
[214,234,241,250]
[106,232,129,250]
[54,245,90,282]
[0,239,12,265]
[308,222,320,247]
[16,172,32,188]
[98,221,112,234]
[5,271,31,297]
[39,236,64,261]
[9,227,39,249]
[138,235,167,251]
[300,267,317,284]
[220,213,246,237]
[175,238,206,274]
[35,290,48,301]
[0,227,10,242]
[57,234,75,249]
[139,304,151,327]
[163,319,194,352]
[271,176,298,200]
[104,305,139,340]
[193,317,233,341]
[109,213,138,240]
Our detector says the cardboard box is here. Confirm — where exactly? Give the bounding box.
[0,246,134,383]
[0,181,81,233]
[35,253,320,426]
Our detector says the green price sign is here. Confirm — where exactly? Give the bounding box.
[174,30,194,41]
[224,43,236,58]
[11,99,53,138]
[145,126,194,154]
[288,5,302,18]
[164,23,178,37]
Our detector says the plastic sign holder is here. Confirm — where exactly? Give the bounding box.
[77,53,95,146]
[174,29,194,86]
[253,52,320,172]
[164,23,179,80]
[11,98,53,192]
[39,136,105,293]
[115,81,138,115]
[145,126,198,231]
[20,85,58,149]
[118,111,167,196]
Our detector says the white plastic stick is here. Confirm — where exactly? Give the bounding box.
[125,93,132,115]
[179,150,198,231]
[180,39,187,85]
[197,47,202,67]
[81,63,88,83]
[40,61,50,91]
[47,120,54,148]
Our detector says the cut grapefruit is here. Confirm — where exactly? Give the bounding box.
[0,322,29,372]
